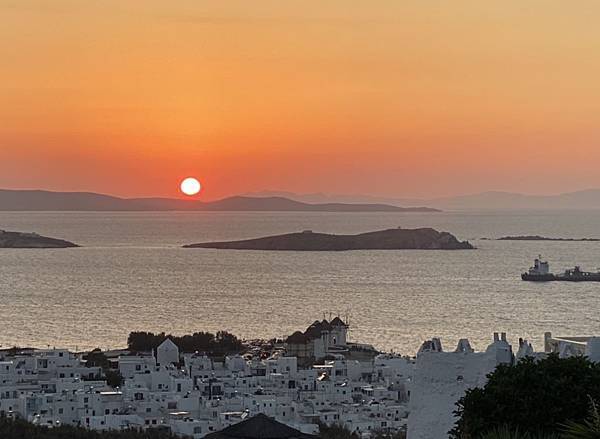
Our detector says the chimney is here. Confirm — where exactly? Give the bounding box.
[544,332,553,353]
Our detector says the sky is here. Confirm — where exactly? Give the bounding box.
[1,1,600,200]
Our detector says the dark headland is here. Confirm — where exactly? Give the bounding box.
[0,189,439,212]
[0,230,79,248]
[184,227,474,251]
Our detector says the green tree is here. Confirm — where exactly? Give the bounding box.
[84,349,111,369]
[450,355,600,438]
[126,331,242,356]
[83,349,123,387]
[318,422,359,439]
[105,369,124,388]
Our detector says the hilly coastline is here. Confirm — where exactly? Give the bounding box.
[184,227,474,251]
[0,190,439,213]
[248,189,600,210]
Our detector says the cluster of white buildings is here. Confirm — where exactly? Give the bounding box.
[1,325,599,439]
[0,319,410,438]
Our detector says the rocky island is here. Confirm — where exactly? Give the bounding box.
[497,235,600,242]
[184,227,474,251]
[0,230,79,248]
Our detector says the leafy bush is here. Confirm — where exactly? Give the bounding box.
[477,425,560,438]
[0,414,185,438]
[318,422,359,439]
[561,398,600,438]
[371,428,407,439]
[450,354,600,438]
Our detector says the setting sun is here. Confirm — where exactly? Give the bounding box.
[180,177,201,196]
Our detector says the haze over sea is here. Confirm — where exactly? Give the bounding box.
[1,210,600,354]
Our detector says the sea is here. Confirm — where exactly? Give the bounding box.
[1,210,600,355]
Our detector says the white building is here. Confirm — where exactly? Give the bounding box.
[407,333,513,439]
[157,339,180,366]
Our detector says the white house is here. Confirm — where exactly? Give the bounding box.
[156,339,180,366]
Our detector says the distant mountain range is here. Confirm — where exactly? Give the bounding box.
[4,188,600,211]
[0,190,438,212]
[246,189,600,210]
[427,190,600,210]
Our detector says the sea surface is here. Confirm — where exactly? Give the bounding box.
[1,210,600,354]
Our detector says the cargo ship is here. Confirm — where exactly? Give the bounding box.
[522,256,600,282]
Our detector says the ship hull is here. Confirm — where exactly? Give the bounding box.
[521,273,556,282]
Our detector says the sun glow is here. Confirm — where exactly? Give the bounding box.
[180,177,201,196]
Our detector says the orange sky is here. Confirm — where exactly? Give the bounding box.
[2,1,600,200]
